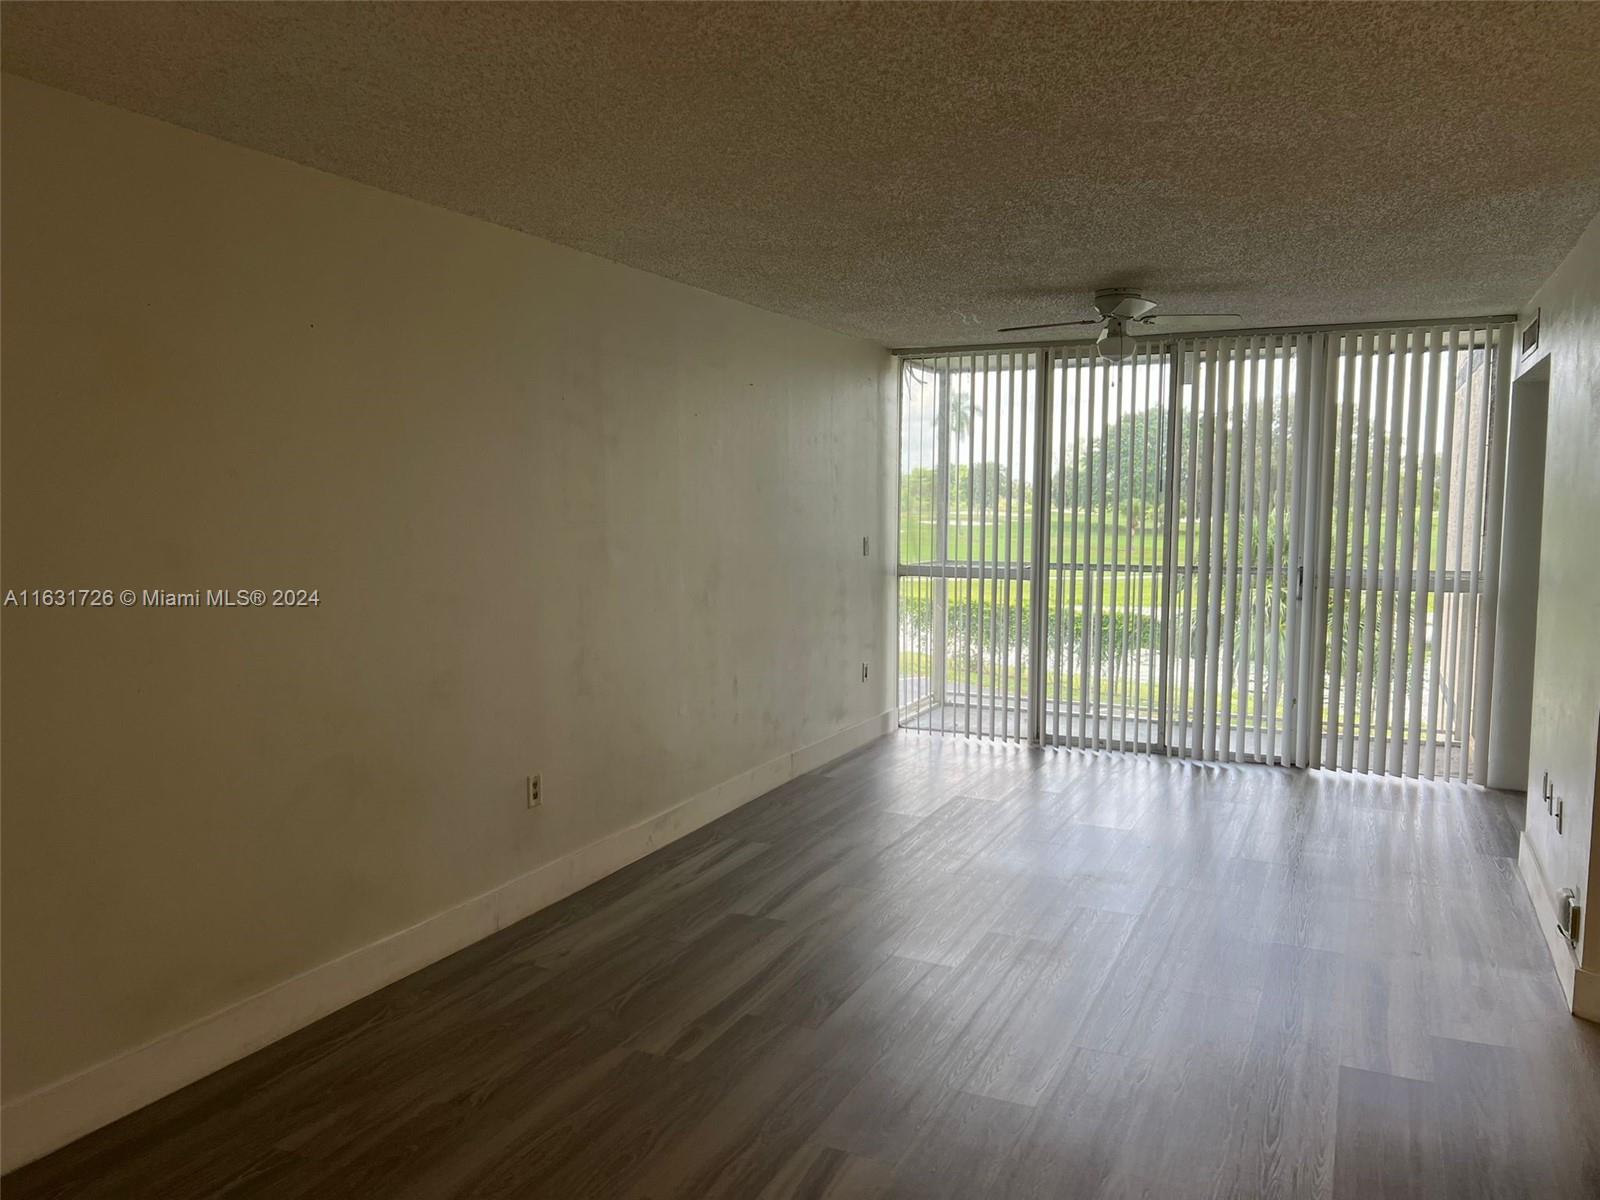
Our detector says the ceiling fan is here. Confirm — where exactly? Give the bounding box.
[999,289,1243,360]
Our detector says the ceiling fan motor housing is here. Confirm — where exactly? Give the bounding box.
[1093,288,1158,322]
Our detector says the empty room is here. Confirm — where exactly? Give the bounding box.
[4,2,1600,1197]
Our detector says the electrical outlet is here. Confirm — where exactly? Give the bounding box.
[1554,794,1564,835]
[1543,771,1554,813]
[527,773,542,809]
[861,661,870,682]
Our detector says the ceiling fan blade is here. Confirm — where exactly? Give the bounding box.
[996,318,1100,333]
[1140,313,1244,332]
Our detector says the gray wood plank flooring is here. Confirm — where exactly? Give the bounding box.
[7,734,1598,1198]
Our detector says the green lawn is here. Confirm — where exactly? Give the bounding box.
[898,575,1454,645]
[901,510,1452,573]
[900,574,1164,614]
[899,514,1169,567]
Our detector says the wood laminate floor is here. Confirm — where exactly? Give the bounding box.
[7,735,1599,1199]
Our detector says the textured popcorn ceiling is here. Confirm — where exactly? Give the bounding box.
[5,2,1600,348]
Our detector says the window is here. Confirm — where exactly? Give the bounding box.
[896,322,1513,782]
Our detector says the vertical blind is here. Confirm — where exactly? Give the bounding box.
[1040,346,1172,752]
[1166,334,1308,766]
[1310,325,1513,781]
[896,321,1514,782]
[898,352,1038,738]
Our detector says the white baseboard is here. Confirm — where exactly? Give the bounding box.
[1515,830,1590,1019]
[1575,965,1600,1023]
[0,710,895,1173]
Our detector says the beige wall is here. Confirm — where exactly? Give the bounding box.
[1517,206,1600,999]
[1,75,894,1109]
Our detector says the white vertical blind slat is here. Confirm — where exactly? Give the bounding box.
[1106,357,1126,747]
[1388,329,1427,774]
[1125,351,1142,748]
[1371,331,1405,770]
[1305,333,1340,769]
[1340,334,1369,771]
[1178,347,1201,757]
[976,355,989,736]
[1267,339,1290,763]
[1324,334,1354,767]
[982,353,991,738]
[1053,353,1069,743]
[1002,352,1016,736]
[1235,337,1258,759]
[1444,334,1473,774]
[994,355,1009,736]
[1186,345,1203,758]
[1284,335,1314,765]
[1202,342,1225,761]
[1013,354,1027,738]
[1143,348,1161,753]
[1067,355,1083,745]
[1217,339,1241,760]
[1258,339,1279,759]
[1356,332,1389,772]
[1403,329,1441,776]
[1078,356,1095,746]
[1425,330,1459,776]
[986,354,1000,736]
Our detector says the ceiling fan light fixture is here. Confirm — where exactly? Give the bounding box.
[1097,319,1136,361]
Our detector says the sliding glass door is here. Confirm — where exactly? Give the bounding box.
[895,321,1512,782]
